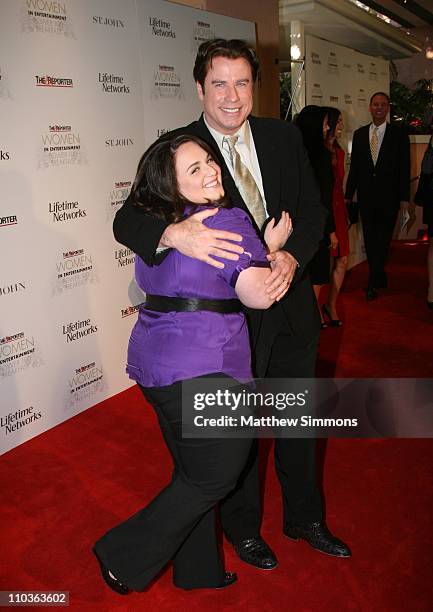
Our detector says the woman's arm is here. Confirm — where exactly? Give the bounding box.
[234,267,275,309]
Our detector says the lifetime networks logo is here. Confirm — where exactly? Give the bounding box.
[35,74,73,87]
[149,16,176,38]
[114,248,135,268]
[62,317,98,343]
[21,0,75,38]
[98,73,131,94]
[1,406,42,436]
[49,199,87,222]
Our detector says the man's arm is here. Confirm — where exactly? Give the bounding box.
[113,194,244,267]
[113,194,169,264]
[263,123,326,300]
[279,124,326,277]
[345,130,359,201]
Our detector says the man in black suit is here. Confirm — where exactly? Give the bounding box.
[114,39,351,571]
[346,92,410,300]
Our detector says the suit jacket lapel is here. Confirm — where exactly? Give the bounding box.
[249,116,280,216]
[361,124,375,169]
[375,123,390,168]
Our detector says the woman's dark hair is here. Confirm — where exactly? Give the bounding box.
[296,105,329,171]
[323,106,342,149]
[131,134,229,222]
[323,107,341,138]
[193,38,259,90]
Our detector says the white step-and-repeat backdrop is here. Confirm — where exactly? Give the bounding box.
[0,0,255,455]
[305,34,389,267]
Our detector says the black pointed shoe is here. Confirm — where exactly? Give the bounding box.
[284,522,351,558]
[215,571,238,589]
[233,537,278,570]
[93,550,131,595]
[179,571,238,590]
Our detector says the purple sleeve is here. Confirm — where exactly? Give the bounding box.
[204,207,270,287]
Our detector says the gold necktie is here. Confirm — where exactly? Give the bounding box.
[370,127,379,165]
[223,135,266,229]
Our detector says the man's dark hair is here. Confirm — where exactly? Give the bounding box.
[370,91,390,104]
[193,38,259,90]
[131,134,229,222]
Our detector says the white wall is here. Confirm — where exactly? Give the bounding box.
[0,0,255,455]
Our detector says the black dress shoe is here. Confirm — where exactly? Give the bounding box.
[233,537,278,570]
[322,304,342,327]
[178,571,238,590]
[93,550,131,595]
[284,522,351,558]
[366,287,378,301]
[215,571,238,589]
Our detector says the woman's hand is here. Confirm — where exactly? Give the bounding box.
[264,211,292,253]
[330,232,338,251]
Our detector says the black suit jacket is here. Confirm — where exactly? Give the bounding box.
[114,115,325,376]
[345,122,410,220]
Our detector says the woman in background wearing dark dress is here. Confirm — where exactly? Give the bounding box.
[296,106,337,328]
[322,107,349,326]
[415,133,433,309]
[93,134,291,595]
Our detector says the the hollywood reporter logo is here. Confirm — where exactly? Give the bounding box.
[0,331,44,378]
[66,361,106,409]
[151,65,184,100]
[53,248,99,295]
[21,0,75,38]
[107,180,131,221]
[38,124,86,168]
[35,75,73,87]
[191,21,215,51]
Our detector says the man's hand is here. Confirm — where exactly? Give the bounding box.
[160,208,244,269]
[265,250,298,301]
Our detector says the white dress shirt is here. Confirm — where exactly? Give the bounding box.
[204,116,268,217]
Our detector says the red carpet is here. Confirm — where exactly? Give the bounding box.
[1,241,432,611]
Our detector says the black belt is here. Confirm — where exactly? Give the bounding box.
[143,294,242,314]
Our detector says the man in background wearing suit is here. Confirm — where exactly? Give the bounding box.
[114,39,351,577]
[346,92,410,301]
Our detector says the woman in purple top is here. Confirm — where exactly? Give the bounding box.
[93,134,291,594]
